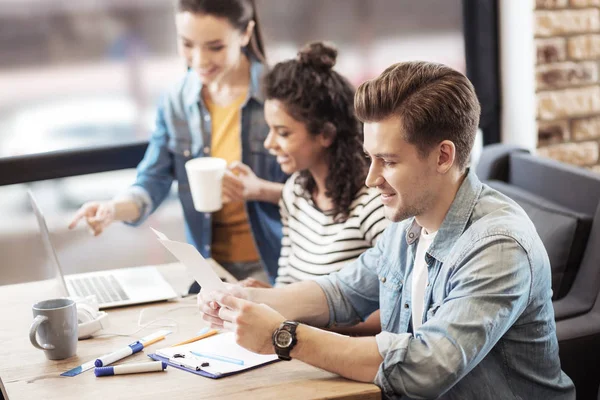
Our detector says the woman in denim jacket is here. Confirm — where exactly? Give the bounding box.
[69,0,287,285]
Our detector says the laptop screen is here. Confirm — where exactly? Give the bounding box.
[28,190,70,296]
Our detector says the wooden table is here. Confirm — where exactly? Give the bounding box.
[0,263,381,400]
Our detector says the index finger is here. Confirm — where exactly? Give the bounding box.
[68,204,96,229]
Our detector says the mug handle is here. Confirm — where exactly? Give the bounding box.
[29,315,55,351]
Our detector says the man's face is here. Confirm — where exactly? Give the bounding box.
[363,117,440,223]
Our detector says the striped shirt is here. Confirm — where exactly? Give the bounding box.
[275,173,389,286]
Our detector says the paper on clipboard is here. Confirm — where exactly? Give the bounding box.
[150,331,278,378]
[151,227,226,294]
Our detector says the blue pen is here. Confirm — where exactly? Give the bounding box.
[190,351,245,365]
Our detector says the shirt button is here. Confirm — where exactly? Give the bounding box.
[204,245,209,250]
[204,115,210,122]
[183,149,191,157]
[380,276,386,283]
[404,303,410,309]
[408,233,415,239]
[204,214,210,220]
[203,146,210,155]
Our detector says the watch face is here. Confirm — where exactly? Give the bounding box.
[275,330,293,348]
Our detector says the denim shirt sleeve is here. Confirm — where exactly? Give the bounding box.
[374,235,532,399]
[119,100,174,226]
[314,226,387,327]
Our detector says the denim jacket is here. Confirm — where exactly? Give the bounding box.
[123,58,287,280]
[315,170,575,400]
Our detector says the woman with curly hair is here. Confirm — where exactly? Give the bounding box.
[237,41,388,292]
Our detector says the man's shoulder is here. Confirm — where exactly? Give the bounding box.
[465,185,539,251]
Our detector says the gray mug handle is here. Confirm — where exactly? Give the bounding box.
[29,315,55,351]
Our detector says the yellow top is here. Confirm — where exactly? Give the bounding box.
[205,90,259,263]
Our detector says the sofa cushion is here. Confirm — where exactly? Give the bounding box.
[487,180,592,299]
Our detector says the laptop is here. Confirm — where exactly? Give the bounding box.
[28,190,179,309]
[0,376,7,400]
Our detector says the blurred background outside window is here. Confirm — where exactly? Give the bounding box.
[0,0,463,283]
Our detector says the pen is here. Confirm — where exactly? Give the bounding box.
[172,329,218,347]
[190,351,244,365]
[95,334,168,367]
[94,361,167,377]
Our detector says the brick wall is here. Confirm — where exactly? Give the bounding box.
[535,0,600,171]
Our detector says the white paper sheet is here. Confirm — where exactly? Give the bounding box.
[151,227,226,294]
[150,227,168,240]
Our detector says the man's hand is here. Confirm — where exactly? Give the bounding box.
[198,287,285,354]
[219,294,285,354]
[197,283,249,328]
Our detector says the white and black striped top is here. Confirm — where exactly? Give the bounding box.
[275,173,389,286]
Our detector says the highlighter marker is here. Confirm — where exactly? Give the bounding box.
[95,342,144,367]
[94,361,167,377]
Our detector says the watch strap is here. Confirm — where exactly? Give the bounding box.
[272,320,299,361]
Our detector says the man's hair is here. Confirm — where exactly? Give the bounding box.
[354,61,480,170]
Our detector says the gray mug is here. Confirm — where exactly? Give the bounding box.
[29,298,78,360]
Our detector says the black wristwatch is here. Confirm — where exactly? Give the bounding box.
[272,320,299,361]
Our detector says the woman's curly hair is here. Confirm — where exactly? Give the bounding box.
[263,42,368,222]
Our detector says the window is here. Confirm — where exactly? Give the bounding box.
[0,0,465,283]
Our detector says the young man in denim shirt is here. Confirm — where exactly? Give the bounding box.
[198,61,576,399]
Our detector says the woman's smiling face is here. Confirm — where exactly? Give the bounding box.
[175,11,252,85]
[262,99,330,175]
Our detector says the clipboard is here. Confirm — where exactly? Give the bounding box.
[148,332,279,379]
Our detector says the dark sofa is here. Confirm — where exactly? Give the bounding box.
[476,144,600,400]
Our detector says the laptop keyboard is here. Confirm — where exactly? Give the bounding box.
[67,275,129,304]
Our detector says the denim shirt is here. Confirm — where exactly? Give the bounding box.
[122,58,287,280]
[315,170,575,400]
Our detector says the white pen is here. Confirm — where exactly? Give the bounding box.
[94,361,167,377]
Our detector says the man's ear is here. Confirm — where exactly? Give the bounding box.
[318,122,337,148]
[436,140,456,173]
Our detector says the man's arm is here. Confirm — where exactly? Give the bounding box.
[214,293,383,382]
[329,310,381,336]
[247,281,331,327]
[201,234,384,329]
[291,324,383,382]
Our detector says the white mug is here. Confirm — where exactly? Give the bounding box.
[185,157,227,212]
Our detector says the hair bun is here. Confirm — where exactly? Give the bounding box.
[297,42,338,70]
